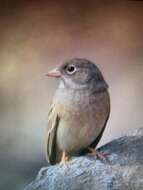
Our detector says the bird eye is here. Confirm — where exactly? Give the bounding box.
[65,65,76,74]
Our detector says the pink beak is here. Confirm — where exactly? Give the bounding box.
[46,67,61,78]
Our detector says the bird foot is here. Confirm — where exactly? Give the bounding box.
[60,151,69,165]
[87,147,108,160]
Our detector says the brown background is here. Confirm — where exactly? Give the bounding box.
[0,1,143,190]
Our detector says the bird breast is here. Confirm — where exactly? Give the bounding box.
[54,88,110,154]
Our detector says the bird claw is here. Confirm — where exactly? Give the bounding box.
[60,151,69,166]
[87,147,108,160]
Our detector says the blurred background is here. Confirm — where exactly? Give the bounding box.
[0,1,143,189]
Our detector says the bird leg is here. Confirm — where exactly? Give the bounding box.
[60,151,69,165]
[88,147,107,160]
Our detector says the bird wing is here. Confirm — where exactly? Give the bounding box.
[89,91,111,150]
[79,90,110,155]
[46,104,60,165]
[89,112,110,149]
[79,113,110,156]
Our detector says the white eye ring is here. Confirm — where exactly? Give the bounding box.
[65,65,77,74]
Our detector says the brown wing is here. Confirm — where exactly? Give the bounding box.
[46,105,60,165]
[88,91,110,150]
[79,91,110,155]
[79,113,110,156]
[89,112,110,149]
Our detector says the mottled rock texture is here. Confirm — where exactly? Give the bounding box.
[24,128,143,190]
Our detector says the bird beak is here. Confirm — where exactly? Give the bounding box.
[46,68,61,78]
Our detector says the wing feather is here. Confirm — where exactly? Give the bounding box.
[46,105,60,165]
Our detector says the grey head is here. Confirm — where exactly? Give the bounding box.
[46,58,108,92]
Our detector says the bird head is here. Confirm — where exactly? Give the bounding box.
[46,58,108,91]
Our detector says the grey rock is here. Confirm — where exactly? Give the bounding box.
[24,128,143,190]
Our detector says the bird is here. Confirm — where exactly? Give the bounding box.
[46,58,110,165]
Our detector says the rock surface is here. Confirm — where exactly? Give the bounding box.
[24,128,143,190]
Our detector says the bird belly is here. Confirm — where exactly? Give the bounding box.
[56,89,110,155]
[56,108,107,154]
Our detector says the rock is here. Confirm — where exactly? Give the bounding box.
[24,128,143,190]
